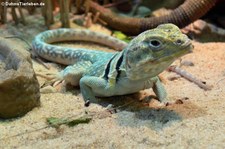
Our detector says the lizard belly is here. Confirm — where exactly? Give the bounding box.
[93,78,154,97]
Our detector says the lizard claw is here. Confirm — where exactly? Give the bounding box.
[47,73,64,87]
[37,72,64,87]
[83,97,100,107]
[84,100,90,107]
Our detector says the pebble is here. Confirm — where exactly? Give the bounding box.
[40,85,57,94]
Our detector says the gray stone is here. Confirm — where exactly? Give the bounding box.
[0,37,40,118]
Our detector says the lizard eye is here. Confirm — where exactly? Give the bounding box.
[149,39,162,49]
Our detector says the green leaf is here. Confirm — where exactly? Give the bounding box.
[46,116,92,128]
[113,31,132,43]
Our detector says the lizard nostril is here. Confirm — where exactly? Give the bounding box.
[176,39,183,45]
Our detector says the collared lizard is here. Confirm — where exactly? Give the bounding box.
[32,23,193,106]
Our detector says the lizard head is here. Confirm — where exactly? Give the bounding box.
[124,23,193,80]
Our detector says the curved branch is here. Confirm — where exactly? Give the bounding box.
[86,0,217,35]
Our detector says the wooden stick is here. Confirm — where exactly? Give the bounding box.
[84,0,90,15]
[64,0,70,27]
[103,0,109,5]
[103,0,129,8]
[84,12,92,28]
[1,0,8,24]
[11,7,19,24]
[93,11,107,25]
[45,0,54,28]
[17,0,26,25]
[93,11,100,23]
[75,0,82,13]
[168,66,212,90]
[97,17,107,25]
[41,0,45,17]
[0,0,2,23]
[25,0,36,15]
[60,0,70,28]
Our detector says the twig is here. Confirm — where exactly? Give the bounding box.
[92,11,107,25]
[0,0,2,23]
[103,0,110,5]
[11,7,19,24]
[4,36,32,48]
[114,100,136,109]
[93,11,100,23]
[0,110,108,141]
[103,0,129,8]
[34,57,50,69]
[35,72,56,80]
[97,17,107,26]
[59,0,70,28]
[1,0,8,24]
[0,126,48,141]
[17,0,26,25]
[0,96,142,141]
[45,0,54,28]
[0,112,88,141]
[84,0,90,15]
[75,0,82,13]
[216,77,225,86]
[168,65,212,90]
[84,12,92,28]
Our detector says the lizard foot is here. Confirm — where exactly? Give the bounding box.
[84,100,90,107]
[36,72,64,86]
[84,97,100,107]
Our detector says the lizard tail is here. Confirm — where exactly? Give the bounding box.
[32,28,127,65]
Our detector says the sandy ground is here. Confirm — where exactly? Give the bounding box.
[0,16,225,148]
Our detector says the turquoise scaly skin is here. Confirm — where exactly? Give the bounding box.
[32,24,193,106]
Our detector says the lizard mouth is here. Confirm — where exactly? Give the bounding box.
[182,40,193,52]
[155,41,193,62]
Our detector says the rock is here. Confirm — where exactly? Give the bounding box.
[182,20,225,42]
[0,37,40,119]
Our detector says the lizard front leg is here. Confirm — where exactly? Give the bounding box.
[79,76,108,106]
[60,61,92,86]
[151,76,167,102]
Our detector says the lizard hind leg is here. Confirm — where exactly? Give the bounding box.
[39,61,92,86]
